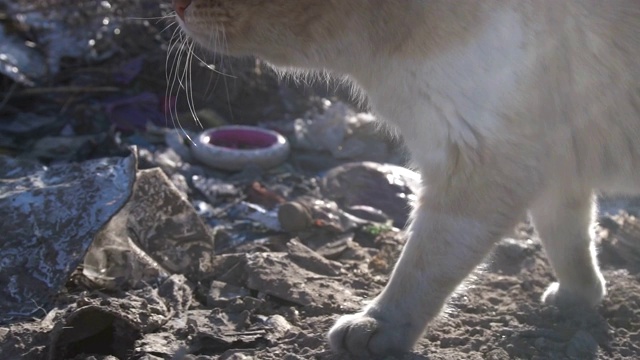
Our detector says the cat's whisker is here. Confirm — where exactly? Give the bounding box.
[165,25,183,128]
[165,30,196,143]
[173,38,196,142]
[165,26,184,84]
[186,41,204,129]
[158,19,179,35]
[174,38,190,91]
[127,14,175,22]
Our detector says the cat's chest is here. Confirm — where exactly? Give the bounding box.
[363,9,536,165]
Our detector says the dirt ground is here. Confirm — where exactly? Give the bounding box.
[164,211,640,360]
[4,205,639,360]
[1,2,640,360]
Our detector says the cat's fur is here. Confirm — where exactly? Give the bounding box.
[174,0,640,357]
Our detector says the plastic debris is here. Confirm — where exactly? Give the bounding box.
[192,175,240,204]
[1,0,130,77]
[191,126,291,171]
[103,92,166,131]
[232,201,281,231]
[0,153,137,323]
[114,56,146,85]
[292,101,390,162]
[321,161,421,228]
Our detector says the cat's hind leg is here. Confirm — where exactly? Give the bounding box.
[530,190,606,308]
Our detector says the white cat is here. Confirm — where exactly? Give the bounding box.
[172,0,640,357]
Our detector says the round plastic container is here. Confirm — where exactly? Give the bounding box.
[191,125,290,171]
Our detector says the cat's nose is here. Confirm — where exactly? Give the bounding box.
[173,0,192,20]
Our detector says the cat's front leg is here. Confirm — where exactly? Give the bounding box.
[328,169,533,357]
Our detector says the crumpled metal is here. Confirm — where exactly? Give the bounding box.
[0,0,143,80]
[0,24,48,85]
[0,153,136,323]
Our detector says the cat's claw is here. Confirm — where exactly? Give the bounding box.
[328,311,416,358]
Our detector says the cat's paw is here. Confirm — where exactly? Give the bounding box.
[327,311,417,358]
[542,280,606,309]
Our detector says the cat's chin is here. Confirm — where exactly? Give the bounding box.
[175,23,227,53]
[178,31,260,59]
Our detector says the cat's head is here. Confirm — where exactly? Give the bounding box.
[174,0,347,64]
[171,0,428,70]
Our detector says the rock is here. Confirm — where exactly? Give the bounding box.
[278,201,312,232]
[488,238,536,275]
[207,281,251,308]
[84,167,216,290]
[321,161,420,228]
[485,348,511,360]
[566,330,598,359]
[49,277,192,359]
[278,196,359,233]
[212,253,359,310]
[286,239,342,276]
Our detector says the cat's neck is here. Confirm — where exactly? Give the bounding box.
[261,1,498,98]
[258,2,430,77]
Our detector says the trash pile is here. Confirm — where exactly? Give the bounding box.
[0,3,420,357]
[1,2,640,360]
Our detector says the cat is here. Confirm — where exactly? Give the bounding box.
[172,0,640,357]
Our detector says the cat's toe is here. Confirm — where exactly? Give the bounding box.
[542,281,606,309]
[328,311,415,358]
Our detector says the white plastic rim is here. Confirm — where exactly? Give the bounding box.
[191,125,290,171]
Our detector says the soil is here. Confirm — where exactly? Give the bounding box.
[1,2,639,360]
[3,208,639,360]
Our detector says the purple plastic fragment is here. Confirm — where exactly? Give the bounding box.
[114,56,145,85]
[103,92,166,131]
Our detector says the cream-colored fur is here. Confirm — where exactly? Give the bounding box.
[174,0,640,357]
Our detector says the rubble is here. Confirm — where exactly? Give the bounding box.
[0,1,639,359]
